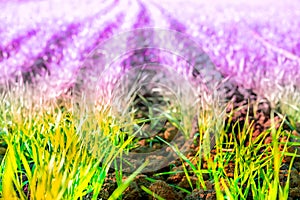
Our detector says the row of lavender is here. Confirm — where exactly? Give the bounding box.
[1,0,300,101]
[149,0,300,102]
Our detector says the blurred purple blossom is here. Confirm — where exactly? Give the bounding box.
[0,0,299,99]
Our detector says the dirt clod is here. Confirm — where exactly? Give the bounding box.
[185,189,216,200]
[149,180,183,200]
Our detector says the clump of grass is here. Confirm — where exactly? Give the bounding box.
[209,110,296,200]
[0,83,144,199]
[276,84,300,130]
[156,96,299,200]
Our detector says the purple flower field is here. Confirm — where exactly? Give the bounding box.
[1,0,300,100]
